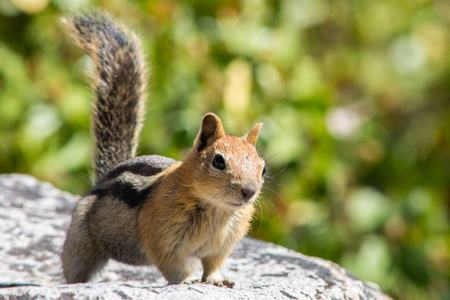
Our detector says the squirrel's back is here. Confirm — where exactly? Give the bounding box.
[62,12,147,181]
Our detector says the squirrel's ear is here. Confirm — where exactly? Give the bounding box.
[246,123,263,146]
[195,113,225,152]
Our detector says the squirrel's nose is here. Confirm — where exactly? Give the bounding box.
[241,182,257,201]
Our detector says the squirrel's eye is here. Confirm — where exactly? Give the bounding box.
[212,154,226,170]
[262,166,266,176]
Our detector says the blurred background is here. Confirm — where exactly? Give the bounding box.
[0,0,449,299]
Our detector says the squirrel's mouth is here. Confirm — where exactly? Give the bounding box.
[227,201,243,207]
[226,198,253,208]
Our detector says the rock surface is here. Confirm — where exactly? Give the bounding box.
[0,174,391,299]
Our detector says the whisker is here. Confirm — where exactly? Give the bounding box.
[259,141,268,158]
[206,188,227,203]
[251,198,264,236]
[261,186,278,196]
[261,152,278,164]
[264,195,282,224]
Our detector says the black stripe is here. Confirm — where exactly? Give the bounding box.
[102,162,163,181]
[99,155,178,182]
[88,178,161,209]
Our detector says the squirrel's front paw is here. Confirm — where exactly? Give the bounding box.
[205,278,235,288]
[202,272,235,288]
[182,279,200,285]
[183,278,234,288]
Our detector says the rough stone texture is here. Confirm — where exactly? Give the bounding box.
[0,174,391,299]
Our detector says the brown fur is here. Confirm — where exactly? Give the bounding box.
[61,12,265,287]
[138,114,264,285]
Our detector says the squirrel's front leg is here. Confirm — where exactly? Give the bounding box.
[201,254,235,288]
[153,254,191,285]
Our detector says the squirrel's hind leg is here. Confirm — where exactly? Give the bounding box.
[62,197,109,283]
[62,248,108,283]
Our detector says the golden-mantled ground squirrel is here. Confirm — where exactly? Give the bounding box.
[61,11,265,287]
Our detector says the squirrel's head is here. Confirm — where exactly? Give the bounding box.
[185,113,265,210]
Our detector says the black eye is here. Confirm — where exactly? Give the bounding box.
[212,154,226,170]
[262,166,266,176]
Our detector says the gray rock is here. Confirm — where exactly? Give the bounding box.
[0,174,391,299]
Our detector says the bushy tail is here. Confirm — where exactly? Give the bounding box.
[62,12,147,182]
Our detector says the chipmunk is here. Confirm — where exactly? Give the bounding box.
[61,12,265,287]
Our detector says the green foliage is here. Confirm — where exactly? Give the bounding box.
[1,0,449,299]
